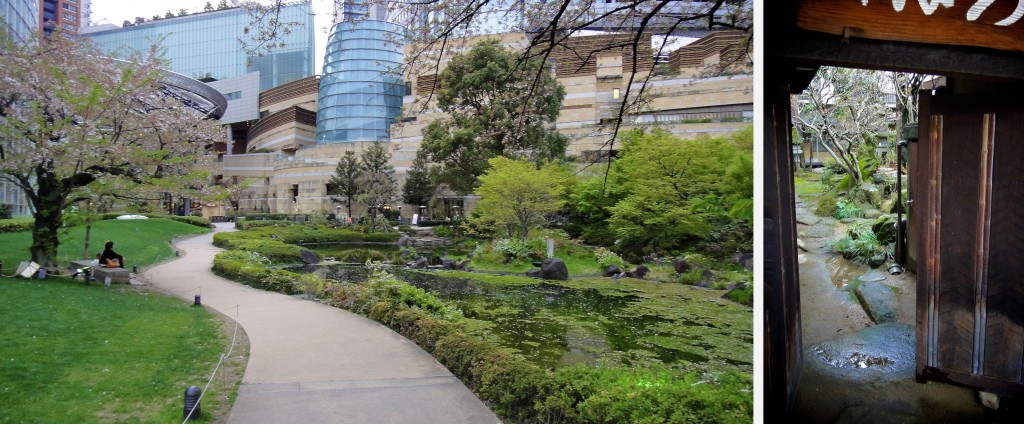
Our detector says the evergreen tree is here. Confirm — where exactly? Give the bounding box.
[402,151,435,210]
[327,151,362,219]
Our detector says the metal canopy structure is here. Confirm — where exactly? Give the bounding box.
[157,70,228,120]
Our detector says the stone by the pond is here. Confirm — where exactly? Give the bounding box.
[702,269,714,280]
[300,250,319,265]
[408,258,428,269]
[633,265,649,279]
[805,322,914,382]
[441,258,456,270]
[872,214,898,245]
[604,265,622,277]
[399,249,410,259]
[744,258,753,271]
[730,252,753,265]
[455,260,470,270]
[855,281,899,324]
[397,235,410,247]
[797,238,807,251]
[526,269,542,278]
[863,208,883,219]
[540,258,569,280]
[672,257,690,274]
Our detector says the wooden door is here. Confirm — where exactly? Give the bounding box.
[915,92,1024,395]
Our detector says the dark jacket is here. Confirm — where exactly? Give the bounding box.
[100,248,124,268]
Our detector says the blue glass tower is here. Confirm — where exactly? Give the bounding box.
[316,20,405,143]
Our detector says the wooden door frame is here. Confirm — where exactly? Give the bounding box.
[765,1,1024,418]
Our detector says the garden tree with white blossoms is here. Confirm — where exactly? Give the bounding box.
[0,33,221,268]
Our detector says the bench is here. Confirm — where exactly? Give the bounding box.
[69,259,130,284]
[93,267,131,284]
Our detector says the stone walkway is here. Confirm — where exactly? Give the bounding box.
[143,223,499,424]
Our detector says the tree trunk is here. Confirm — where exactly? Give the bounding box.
[30,207,62,269]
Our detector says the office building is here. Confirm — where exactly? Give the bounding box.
[82,1,314,91]
[39,0,89,35]
[1,0,38,43]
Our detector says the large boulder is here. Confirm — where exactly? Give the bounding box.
[455,260,471,270]
[633,265,649,279]
[441,258,456,270]
[730,252,754,265]
[672,257,690,274]
[539,258,569,280]
[525,269,542,278]
[300,250,319,265]
[604,265,622,277]
[397,235,410,247]
[408,258,428,269]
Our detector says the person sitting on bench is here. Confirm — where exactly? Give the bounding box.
[99,240,126,268]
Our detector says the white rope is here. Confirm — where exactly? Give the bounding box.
[183,304,240,423]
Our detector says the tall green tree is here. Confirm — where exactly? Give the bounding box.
[204,2,215,12]
[473,157,568,240]
[402,150,435,209]
[421,39,568,194]
[604,128,752,255]
[358,142,397,232]
[0,34,220,267]
[327,151,362,218]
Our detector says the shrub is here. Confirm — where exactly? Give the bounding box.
[0,203,13,219]
[677,268,705,285]
[594,247,624,269]
[0,218,33,233]
[830,222,886,264]
[433,225,454,237]
[236,219,294,230]
[833,199,863,219]
[726,285,753,306]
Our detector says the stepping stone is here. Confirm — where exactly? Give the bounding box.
[859,271,887,282]
[855,281,898,324]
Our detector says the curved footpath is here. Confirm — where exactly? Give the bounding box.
[144,223,499,423]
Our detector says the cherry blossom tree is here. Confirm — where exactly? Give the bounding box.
[0,33,222,268]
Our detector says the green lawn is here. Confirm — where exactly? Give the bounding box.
[0,278,231,423]
[0,218,209,272]
[0,219,236,423]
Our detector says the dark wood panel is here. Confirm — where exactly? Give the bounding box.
[985,110,1024,383]
[936,112,982,374]
[914,94,934,378]
[764,75,801,419]
[797,0,1024,53]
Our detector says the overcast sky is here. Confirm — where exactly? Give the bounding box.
[89,0,335,72]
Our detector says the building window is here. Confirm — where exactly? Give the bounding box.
[63,13,76,22]
[62,3,76,12]
[612,88,620,99]
[404,81,412,96]
[61,23,75,31]
[224,91,242,101]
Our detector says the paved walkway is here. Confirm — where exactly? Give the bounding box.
[143,223,499,423]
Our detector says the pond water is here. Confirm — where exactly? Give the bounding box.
[303,265,752,374]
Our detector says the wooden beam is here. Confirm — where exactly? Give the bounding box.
[798,0,1024,54]
[767,29,1024,81]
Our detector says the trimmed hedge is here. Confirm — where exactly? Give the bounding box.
[0,218,34,234]
[235,219,295,230]
[99,213,212,229]
[211,250,300,294]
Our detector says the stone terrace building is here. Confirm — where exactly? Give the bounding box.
[209,30,752,219]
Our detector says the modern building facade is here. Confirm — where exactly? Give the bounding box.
[81,1,314,91]
[207,30,751,218]
[0,0,38,217]
[39,0,89,35]
[316,19,405,143]
[1,0,38,43]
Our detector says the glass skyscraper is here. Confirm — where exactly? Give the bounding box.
[316,19,405,143]
[0,0,38,43]
[82,2,313,91]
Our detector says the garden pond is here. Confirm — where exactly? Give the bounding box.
[297,264,753,375]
